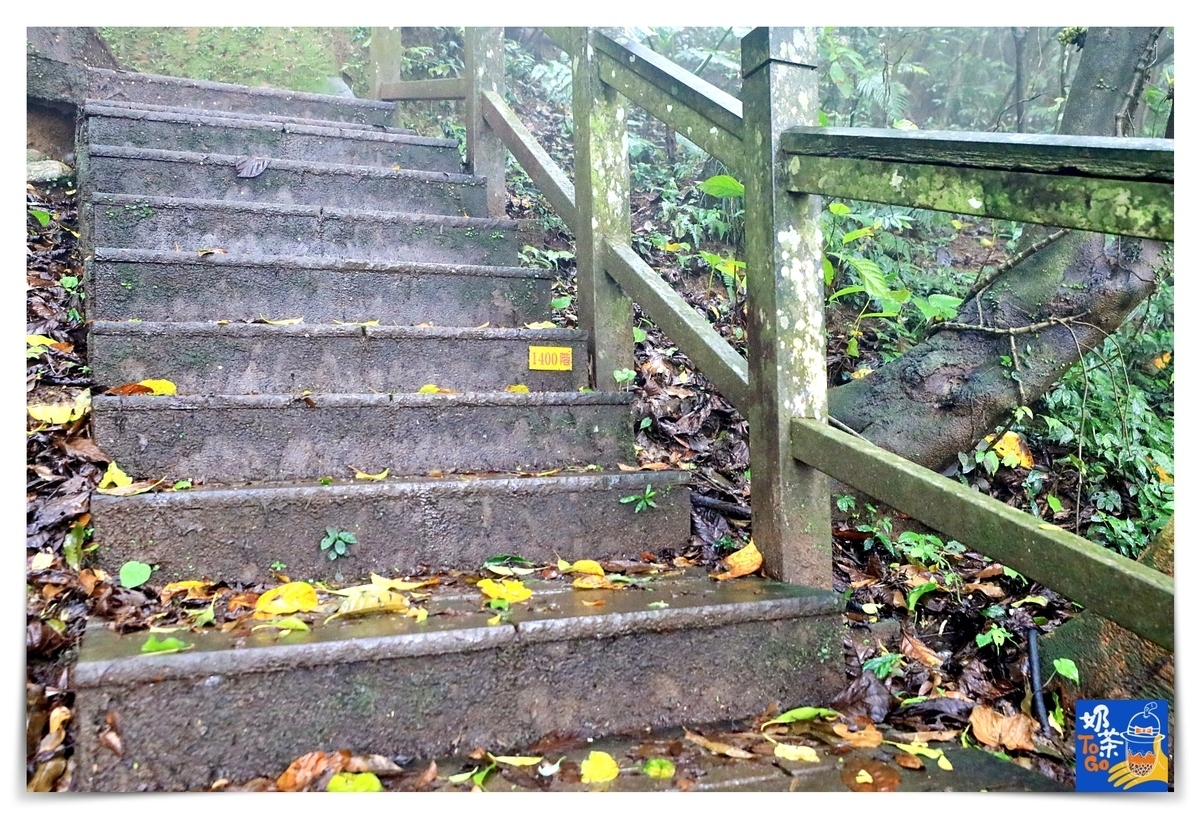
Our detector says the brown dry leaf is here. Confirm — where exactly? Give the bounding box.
[900,631,943,668]
[27,758,67,792]
[617,463,638,472]
[683,728,755,759]
[839,759,901,792]
[895,753,924,770]
[832,722,883,749]
[106,382,154,396]
[975,564,1007,580]
[962,582,1007,599]
[61,435,111,462]
[890,729,960,744]
[226,592,260,612]
[712,540,762,581]
[969,706,1037,752]
[672,556,697,567]
[160,580,216,604]
[415,760,438,789]
[346,754,405,775]
[276,749,350,792]
[581,599,607,607]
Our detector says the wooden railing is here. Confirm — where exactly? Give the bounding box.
[371,27,1174,651]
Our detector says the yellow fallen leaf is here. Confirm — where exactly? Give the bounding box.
[774,743,820,763]
[850,368,873,380]
[969,705,1037,752]
[27,334,57,347]
[506,384,531,393]
[259,315,303,325]
[1151,351,1171,370]
[490,755,543,766]
[712,539,763,581]
[833,722,883,748]
[351,466,389,481]
[95,479,164,497]
[580,751,619,783]
[562,559,605,576]
[30,552,54,571]
[524,321,556,329]
[406,606,428,623]
[581,599,606,607]
[417,384,455,394]
[138,379,177,396]
[160,580,215,603]
[487,613,504,626]
[937,754,954,771]
[477,578,532,603]
[98,461,133,490]
[325,586,409,622]
[983,431,1034,469]
[251,616,310,633]
[855,769,874,784]
[370,573,435,592]
[49,706,71,734]
[573,574,617,590]
[333,319,380,326]
[683,729,755,759]
[255,582,319,616]
[28,389,91,425]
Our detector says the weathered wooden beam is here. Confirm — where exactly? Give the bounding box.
[568,28,634,390]
[782,127,1173,182]
[377,77,468,101]
[791,418,1174,651]
[602,240,750,412]
[464,29,506,217]
[741,28,831,588]
[591,30,744,172]
[785,154,1173,241]
[368,27,407,106]
[480,90,577,234]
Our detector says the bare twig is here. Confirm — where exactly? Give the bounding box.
[936,312,1088,337]
[828,415,867,440]
[691,492,751,519]
[1116,28,1164,136]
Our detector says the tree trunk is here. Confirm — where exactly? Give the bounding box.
[827,28,1168,472]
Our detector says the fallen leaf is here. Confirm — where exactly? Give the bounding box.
[580,751,619,783]
[984,431,1034,469]
[684,728,754,759]
[255,582,319,616]
[370,573,436,592]
[712,540,762,581]
[350,466,389,481]
[962,582,1007,599]
[226,592,260,612]
[573,574,618,590]
[119,560,152,588]
[937,754,954,771]
[969,706,1036,751]
[559,558,606,576]
[251,616,310,634]
[325,587,409,622]
[326,771,383,792]
[477,578,532,603]
[524,321,556,329]
[257,314,303,325]
[417,383,455,394]
[27,389,90,425]
[160,580,215,603]
[774,743,820,762]
[138,379,177,396]
[581,599,607,607]
[27,758,67,792]
[900,631,943,668]
[490,754,543,766]
[106,382,154,396]
[277,750,348,792]
[95,478,164,497]
[235,156,271,178]
[415,760,438,788]
[832,722,884,748]
[506,384,531,393]
[840,759,901,792]
[761,706,840,729]
[140,635,192,654]
[30,551,54,571]
[895,752,924,770]
[197,247,228,257]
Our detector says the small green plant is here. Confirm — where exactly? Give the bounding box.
[270,560,287,573]
[835,494,857,513]
[862,651,905,680]
[320,527,356,561]
[895,531,965,572]
[620,484,658,513]
[613,368,636,388]
[1050,657,1080,686]
[550,295,572,310]
[975,623,1014,651]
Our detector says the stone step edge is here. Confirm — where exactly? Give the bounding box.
[87,67,396,113]
[89,469,690,508]
[82,98,416,135]
[92,391,633,411]
[90,247,556,280]
[91,192,531,231]
[74,579,842,687]
[82,101,448,146]
[90,320,585,342]
[86,143,484,187]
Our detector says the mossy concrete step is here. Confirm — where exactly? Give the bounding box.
[89,471,691,583]
[89,321,589,394]
[91,392,635,483]
[71,572,845,791]
[82,145,487,217]
[82,98,416,136]
[87,194,532,267]
[87,67,397,127]
[82,103,459,172]
[85,249,554,328]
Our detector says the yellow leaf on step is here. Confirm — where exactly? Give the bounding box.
[712,540,763,581]
[98,461,133,490]
[937,754,954,771]
[774,743,820,763]
[138,379,177,396]
[28,389,91,425]
[573,574,617,590]
[524,321,556,329]
[562,559,605,576]
[506,384,531,393]
[580,751,620,783]
[371,573,435,592]
[417,384,455,394]
[490,754,543,766]
[487,613,504,626]
[258,315,303,325]
[255,582,319,616]
[351,466,389,481]
[325,586,409,623]
[855,769,874,784]
[406,606,428,623]
[477,578,532,603]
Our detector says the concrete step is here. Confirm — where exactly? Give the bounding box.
[87,194,531,266]
[85,249,554,328]
[82,145,487,217]
[82,98,416,136]
[71,571,845,791]
[89,470,691,584]
[92,392,635,483]
[82,102,459,172]
[87,67,397,127]
[89,321,589,394]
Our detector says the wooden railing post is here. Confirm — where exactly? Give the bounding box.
[464,28,507,217]
[565,27,634,389]
[740,28,832,587]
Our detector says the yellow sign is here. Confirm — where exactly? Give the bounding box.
[529,346,573,371]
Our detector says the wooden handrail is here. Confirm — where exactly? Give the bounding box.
[377,77,468,101]
[791,418,1174,650]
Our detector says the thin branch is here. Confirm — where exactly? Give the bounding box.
[965,229,1068,304]
[936,312,1088,337]
[1116,28,1164,136]
[829,415,867,440]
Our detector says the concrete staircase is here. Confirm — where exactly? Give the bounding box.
[71,68,844,791]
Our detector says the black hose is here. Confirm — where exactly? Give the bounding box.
[1027,628,1051,734]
